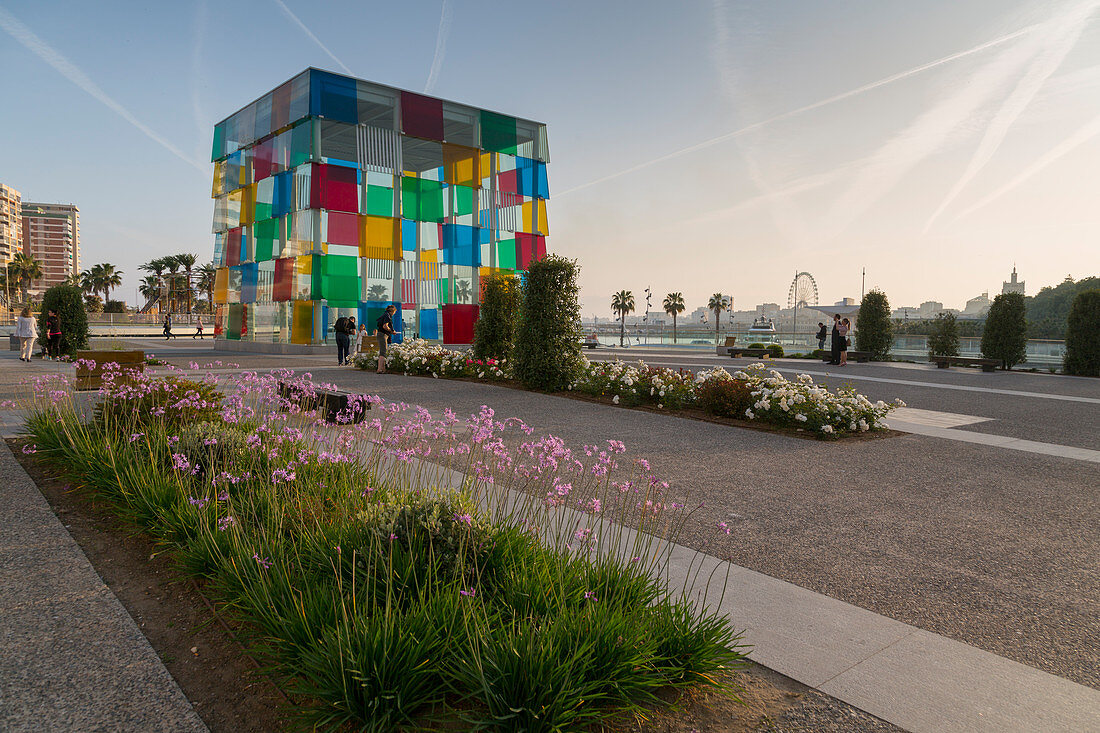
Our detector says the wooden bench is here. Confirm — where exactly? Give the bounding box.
[728,347,772,358]
[276,381,370,424]
[74,350,145,391]
[929,355,1000,372]
[820,350,872,363]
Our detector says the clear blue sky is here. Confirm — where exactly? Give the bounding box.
[3,0,1099,316]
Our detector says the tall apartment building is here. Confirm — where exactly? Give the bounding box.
[21,202,80,297]
[0,183,22,272]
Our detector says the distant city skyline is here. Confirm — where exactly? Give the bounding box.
[3,1,1099,314]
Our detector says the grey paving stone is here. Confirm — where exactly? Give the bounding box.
[0,441,206,732]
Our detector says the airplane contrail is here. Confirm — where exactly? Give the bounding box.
[0,5,206,173]
[923,0,1100,232]
[555,20,1042,198]
[425,0,452,94]
[272,0,353,75]
[954,110,1100,220]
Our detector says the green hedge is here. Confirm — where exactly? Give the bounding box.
[37,285,88,356]
[512,256,584,391]
[1063,289,1100,376]
[472,274,522,362]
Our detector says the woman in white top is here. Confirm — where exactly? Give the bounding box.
[14,307,38,362]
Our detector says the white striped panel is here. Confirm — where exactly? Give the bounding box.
[358,124,399,173]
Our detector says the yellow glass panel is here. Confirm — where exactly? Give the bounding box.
[291,300,313,344]
[214,268,229,304]
[239,183,257,226]
[443,144,481,188]
[295,254,313,275]
[537,199,548,234]
[360,215,400,259]
[419,261,440,280]
[211,160,226,198]
[520,200,549,234]
[420,249,438,264]
[226,189,243,229]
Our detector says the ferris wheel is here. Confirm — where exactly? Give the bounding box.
[787,271,819,310]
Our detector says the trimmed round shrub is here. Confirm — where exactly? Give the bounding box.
[696,378,755,419]
[512,255,584,391]
[472,274,521,362]
[1063,289,1100,376]
[747,342,766,349]
[37,285,88,356]
[103,300,127,314]
[981,292,1027,370]
[856,290,893,360]
[765,344,784,358]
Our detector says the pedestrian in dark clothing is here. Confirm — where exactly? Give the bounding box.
[163,315,175,340]
[829,314,842,365]
[816,322,827,351]
[375,305,397,373]
[45,310,62,360]
[333,315,354,365]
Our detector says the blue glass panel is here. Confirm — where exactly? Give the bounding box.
[441,224,479,267]
[241,263,259,303]
[310,70,358,124]
[272,171,293,217]
[401,219,417,251]
[359,301,404,344]
[419,308,439,339]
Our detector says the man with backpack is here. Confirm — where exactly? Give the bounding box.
[333,314,355,365]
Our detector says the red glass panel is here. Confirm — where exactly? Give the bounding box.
[442,303,478,344]
[326,211,359,246]
[273,257,294,301]
[227,227,242,266]
[400,91,444,141]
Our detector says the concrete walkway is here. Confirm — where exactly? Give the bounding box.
[0,441,206,732]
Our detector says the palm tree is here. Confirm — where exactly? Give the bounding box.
[196,263,217,314]
[367,284,389,301]
[139,275,161,308]
[61,271,83,288]
[8,253,43,302]
[140,257,168,310]
[455,280,472,302]
[99,264,123,303]
[173,253,197,314]
[611,290,635,347]
[162,257,181,313]
[708,293,728,345]
[663,292,685,344]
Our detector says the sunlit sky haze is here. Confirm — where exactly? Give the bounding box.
[3,0,1099,317]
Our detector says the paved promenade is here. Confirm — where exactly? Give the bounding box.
[2,343,1097,731]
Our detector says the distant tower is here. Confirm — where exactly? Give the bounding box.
[1002,266,1025,296]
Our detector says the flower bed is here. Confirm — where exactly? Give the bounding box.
[358,341,902,437]
[355,338,509,380]
[25,367,746,730]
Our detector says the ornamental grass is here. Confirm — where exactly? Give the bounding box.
[23,362,747,731]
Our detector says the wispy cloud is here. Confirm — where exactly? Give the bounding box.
[0,4,206,173]
[556,18,1042,198]
[923,0,1100,232]
[425,0,453,94]
[190,0,210,165]
[954,109,1100,220]
[272,0,353,75]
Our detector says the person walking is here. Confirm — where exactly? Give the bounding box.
[15,307,37,362]
[194,317,204,339]
[839,318,852,366]
[45,309,62,360]
[163,314,174,340]
[816,322,827,351]
[333,313,352,365]
[829,314,842,365]
[375,305,397,374]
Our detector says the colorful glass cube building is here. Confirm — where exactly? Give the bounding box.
[210,68,549,348]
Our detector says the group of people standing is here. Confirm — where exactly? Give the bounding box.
[333,305,397,373]
[13,307,62,362]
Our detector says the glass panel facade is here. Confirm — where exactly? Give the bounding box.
[211,69,548,344]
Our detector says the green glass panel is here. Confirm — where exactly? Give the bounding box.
[480,110,517,152]
[437,278,449,304]
[366,185,394,216]
[496,238,516,269]
[419,179,444,222]
[401,176,419,220]
[454,185,473,216]
[322,254,360,305]
[211,124,226,162]
[255,237,274,263]
[290,120,313,167]
[226,304,243,340]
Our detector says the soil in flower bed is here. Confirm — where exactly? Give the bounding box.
[8,434,877,732]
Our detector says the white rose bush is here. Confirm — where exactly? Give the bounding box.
[361,345,900,438]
